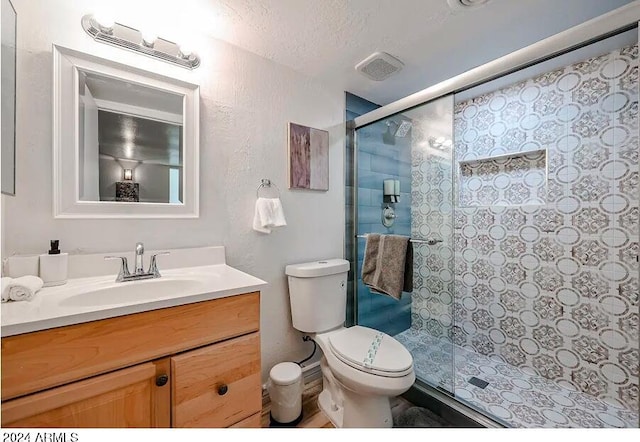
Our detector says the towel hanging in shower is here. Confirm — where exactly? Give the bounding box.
[361,234,413,300]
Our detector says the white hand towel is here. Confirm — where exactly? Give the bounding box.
[253,197,287,234]
[253,198,272,233]
[263,198,287,227]
[1,275,43,302]
[1,277,12,302]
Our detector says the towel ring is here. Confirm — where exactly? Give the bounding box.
[256,179,281,198]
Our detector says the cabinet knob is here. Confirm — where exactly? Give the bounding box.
[156,374,169,387]
[217,384,228,395]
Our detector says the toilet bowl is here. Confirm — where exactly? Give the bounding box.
[285,259,415,428]
[312,326,415,427]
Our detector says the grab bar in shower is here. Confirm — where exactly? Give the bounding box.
[355,234,443,245]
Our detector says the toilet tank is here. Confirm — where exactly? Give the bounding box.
[285,259,350,333]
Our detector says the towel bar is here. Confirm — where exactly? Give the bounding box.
[256,179,281,198]
[355,234,443,245]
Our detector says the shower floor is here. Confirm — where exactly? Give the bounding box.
[395,328,639,428]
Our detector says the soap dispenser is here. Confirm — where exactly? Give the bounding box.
[39,240,68,287]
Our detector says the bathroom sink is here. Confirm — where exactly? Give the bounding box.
[59,277,207,308]
[1,253,268,337]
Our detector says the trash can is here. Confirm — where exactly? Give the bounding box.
[267,362,303,426]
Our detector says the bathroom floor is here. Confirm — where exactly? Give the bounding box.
[396,328,639,428]
[261,375,451,428]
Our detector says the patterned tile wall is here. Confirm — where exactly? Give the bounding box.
[459,150,547,207]
[412,44,639,411]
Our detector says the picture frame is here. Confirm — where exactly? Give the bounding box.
[1,0,16,195]
[288,122,329,191]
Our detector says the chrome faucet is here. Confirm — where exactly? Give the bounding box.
[135,242,145,274]
[105,243,170,282]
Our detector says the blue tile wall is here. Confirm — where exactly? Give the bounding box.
[346,92,412,337]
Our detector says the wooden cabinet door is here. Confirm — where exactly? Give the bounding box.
[2,360,170,428]
[171,332,261,427]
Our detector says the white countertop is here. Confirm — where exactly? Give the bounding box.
[1,263,267,337]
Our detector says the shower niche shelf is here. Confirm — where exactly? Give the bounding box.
[458,149,547,207]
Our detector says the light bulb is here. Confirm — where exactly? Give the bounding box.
[179,44,192,59]
[93,12,115,32]
[141,30,157,47]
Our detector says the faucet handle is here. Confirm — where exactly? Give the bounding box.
[104,256,131,282]
[148,252,170,277]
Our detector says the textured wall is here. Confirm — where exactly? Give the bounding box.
[450,44,639,409]
[1,0,345,381]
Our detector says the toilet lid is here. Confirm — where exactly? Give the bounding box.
[328,326,413,377]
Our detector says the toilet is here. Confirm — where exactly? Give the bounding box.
[285,259,415,428]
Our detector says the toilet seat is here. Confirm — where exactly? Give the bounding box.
[327,326,413,378]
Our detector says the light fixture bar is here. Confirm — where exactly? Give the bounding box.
[81,14,200,70]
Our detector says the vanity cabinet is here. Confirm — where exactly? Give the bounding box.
[1,292,261,428]
[1,361,169,427]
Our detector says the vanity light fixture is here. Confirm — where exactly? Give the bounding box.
[81,14,200,69]
[123,169,133,181]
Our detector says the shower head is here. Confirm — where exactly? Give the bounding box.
[383,120,412,145]
[394,120,412,137]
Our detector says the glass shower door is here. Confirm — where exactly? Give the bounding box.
[354,116,413,337]
[351,25,638,430]
[401,95,456,394]
[354,94,456,395]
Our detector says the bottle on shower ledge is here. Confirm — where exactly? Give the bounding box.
[39,240,68,287]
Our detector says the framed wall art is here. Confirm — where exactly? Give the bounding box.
[288,122,329,191]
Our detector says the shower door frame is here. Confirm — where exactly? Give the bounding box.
[354,2,640,129]
[347,1,640,428]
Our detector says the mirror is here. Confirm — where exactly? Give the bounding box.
[79,71,184,204]
[53,45,199,218]
[1,0,16,196]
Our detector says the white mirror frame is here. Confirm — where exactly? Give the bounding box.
[52,44,200,218]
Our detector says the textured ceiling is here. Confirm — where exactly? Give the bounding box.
[197,0,634,105]
[89,0,634,105]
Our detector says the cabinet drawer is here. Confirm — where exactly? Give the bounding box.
[171,332,261,427]
[2,292,259,401]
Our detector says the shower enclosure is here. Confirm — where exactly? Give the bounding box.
[347,9,639,428]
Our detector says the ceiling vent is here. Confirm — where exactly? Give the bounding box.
[447,0,491,11]
[355,52,404,81]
